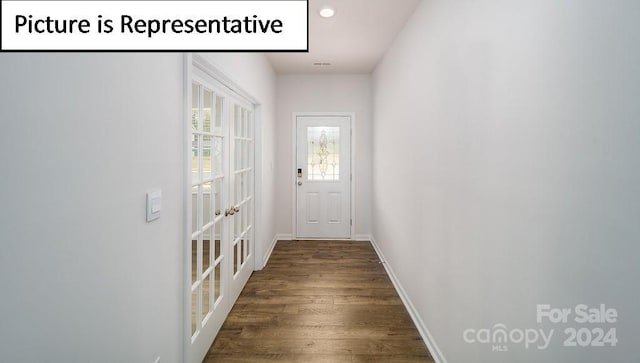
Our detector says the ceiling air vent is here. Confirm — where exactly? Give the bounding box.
[313,62,332,66]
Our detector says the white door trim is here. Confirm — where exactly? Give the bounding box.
[291,112,356,240]
[182,53,192,363]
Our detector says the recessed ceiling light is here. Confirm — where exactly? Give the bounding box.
[319,7,335,18]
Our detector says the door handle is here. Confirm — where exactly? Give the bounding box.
[215,209,221,216]
[225,208,235,216]
[298,181,302,186]
[234,206,240,213]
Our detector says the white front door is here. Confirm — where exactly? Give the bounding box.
[296,115,351,239]
[187,67,255,363]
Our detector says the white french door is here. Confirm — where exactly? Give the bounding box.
[187,67,254,363]
[296,115,351,239]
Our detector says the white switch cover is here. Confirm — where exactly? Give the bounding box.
[147,189,162,222]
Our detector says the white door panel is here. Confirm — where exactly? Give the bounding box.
[306,192,320,223]
[328,192,341,223]
[296,116,351,239]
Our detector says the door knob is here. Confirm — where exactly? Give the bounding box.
[234,206,240,213]
[215,209,221,216]
[298,181,302,186]
[225,208,235,216]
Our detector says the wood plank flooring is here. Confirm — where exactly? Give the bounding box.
[204,240,434,363]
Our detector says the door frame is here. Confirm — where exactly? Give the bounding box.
[291,112,356,240]
[183,53,264,363]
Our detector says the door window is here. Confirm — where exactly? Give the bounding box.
[307,126,340,181]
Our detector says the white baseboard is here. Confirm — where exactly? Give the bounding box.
[369,235,447,363]
[354,234,372,241]
[275,233,293,241]
[278,234,370,241]
[261,235,278,269]
[261,234,293,269]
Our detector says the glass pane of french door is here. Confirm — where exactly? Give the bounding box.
[231,104,254,277]
[190,81,226,339]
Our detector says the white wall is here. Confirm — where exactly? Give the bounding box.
[0,53,184,363]
[372,1,640,362]
[275,75,372,238]
[201,54,278,266]
[0,53,277,362]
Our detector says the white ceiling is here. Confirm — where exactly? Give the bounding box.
[267,0,422,74]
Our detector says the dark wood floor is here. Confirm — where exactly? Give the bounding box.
[203,240,434,363]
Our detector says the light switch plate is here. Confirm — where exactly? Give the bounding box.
[146,189,162,222]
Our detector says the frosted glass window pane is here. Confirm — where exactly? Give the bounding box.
[191,185,199,235]
[241,109,247,138]
[214,262,221,303]
[213,179,222,218]
[191,134,200,182]
[236,173,243,205]
[234,105,241,138]
[203,182,213,225]
[202,274,211,320]
[191,83,199,131]
[202,135,212,180]
[240,238,245,265]
[234,141,241,171]
[191,288,197,336]
[236,242,242,273]
[191,239,197,285]
[203,88,212,133]
[202,226,211,272]
[244,141,250,169]
[213,221,221,261]
[214,95,224,134]
[212,137,223,177]
[307,127,339,181]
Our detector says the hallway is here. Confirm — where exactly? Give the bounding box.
[204,241,433,362]
[1,1,639,362]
